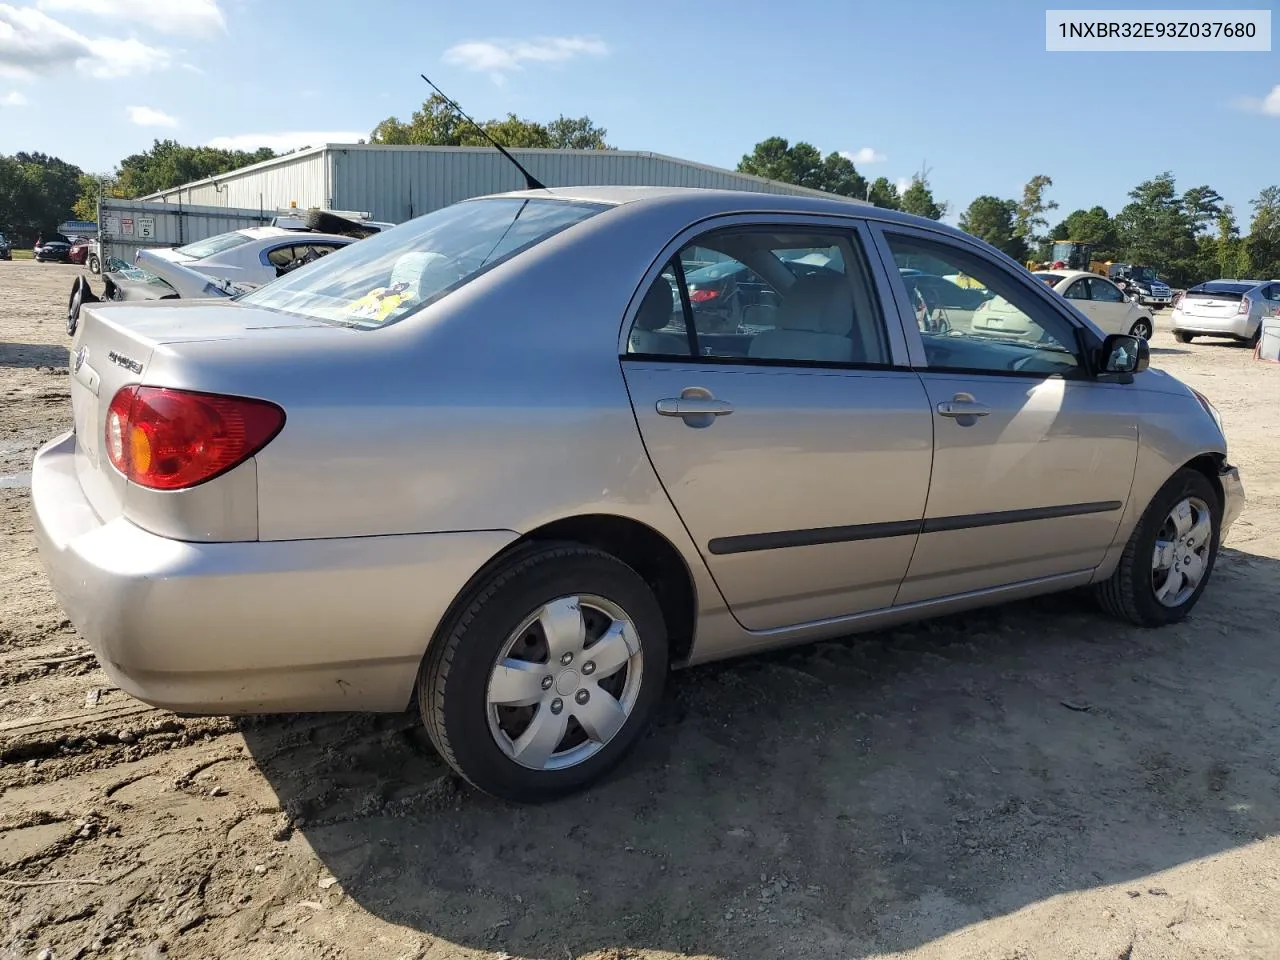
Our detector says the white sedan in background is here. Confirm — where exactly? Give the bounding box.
[138,227,355,291]
[1170,279,1278,346]
[974,269,1155,340]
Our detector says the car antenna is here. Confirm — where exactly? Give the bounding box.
[419,73,546,191]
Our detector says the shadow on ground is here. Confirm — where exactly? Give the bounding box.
[0,342,69,369]
[242,546,1280,958]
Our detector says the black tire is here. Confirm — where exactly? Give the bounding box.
[1094,468,1222,627]
[419,542,668,803]
[1129,318,1153,340]
[1174,331,1194,344]
[302,208,376,239]
[88,254,100,275]
[1247,326,1261,349]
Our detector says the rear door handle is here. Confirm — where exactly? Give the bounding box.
[656,388,733,428]
[656,398,734,417]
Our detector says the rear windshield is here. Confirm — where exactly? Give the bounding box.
[1187,282,1254,299]
[1034,272,1064,285]
[174,231,256,259]
[238,197,608,328]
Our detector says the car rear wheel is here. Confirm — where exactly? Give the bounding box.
[1129,317,1153,340]
[1174,331,1195,344]
[1094,468,1221,627]
[418,542,668,803]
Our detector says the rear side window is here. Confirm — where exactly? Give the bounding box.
[625,226,891,366]
[240,198,606,327]
[175,231,255,259]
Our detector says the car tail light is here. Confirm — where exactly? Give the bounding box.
[688,288,719,303]
[105,386,285,490]
[1237,296,1250,315]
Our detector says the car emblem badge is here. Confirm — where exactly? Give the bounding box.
[73,346,87,374]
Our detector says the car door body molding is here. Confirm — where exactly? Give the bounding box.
[707,499,1122,555]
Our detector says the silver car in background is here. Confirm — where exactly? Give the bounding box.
[32,187,1244,802]
[1171,278,1279,346]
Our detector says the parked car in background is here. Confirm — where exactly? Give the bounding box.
[980,269,1154,339]
[1108,264,1174,309]
[34,233,73,263]
[68,237,91,266]
[33,186,1243,803]
[1170,279,1277,346]
[138,226,355,291]
[0,232,11,260]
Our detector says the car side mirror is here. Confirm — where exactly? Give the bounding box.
[1100,333,1149,375]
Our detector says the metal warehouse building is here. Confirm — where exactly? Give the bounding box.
[138,144,858,223]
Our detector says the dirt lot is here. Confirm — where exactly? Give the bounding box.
[2,259,1279,960]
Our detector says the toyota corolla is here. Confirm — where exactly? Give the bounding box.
[32,187,1244,802]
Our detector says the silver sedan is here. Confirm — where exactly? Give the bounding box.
[32,186,1245,802]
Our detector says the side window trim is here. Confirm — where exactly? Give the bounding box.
[618,212,912,370]
[867,223,1097,379]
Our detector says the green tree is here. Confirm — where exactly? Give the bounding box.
[1242,185,1280,280]
[1051,206,1117,258]
[370,94,611,150]
[0,151,85,242]
[958,195,1026,260]
[1113,172,1196,279]
[900,173,945,220]
[546,115,610,150]
[1182,185,1224,235]
[1214,204,1241,278]
[112,139,277,198]
[867,176,901,210]
[737,137,868,199]
[1014,174,1058,245]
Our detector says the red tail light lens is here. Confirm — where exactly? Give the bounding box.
[1237,296,1250,315]
[688,288,719,303]
[105,386,285,490]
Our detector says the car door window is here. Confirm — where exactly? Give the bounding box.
[1089,278,1126,302]
[266,245,299,268]
[883,233,1082,377]
[625,227,891,366]
[1064,279,1091,300]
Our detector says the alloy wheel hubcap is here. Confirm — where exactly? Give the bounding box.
[1151,496,1212,607]
[486,595,643,771]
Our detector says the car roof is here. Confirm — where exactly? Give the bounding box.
[484,184,956,231]
[1035,269,1095,280]
[234,226,299,241]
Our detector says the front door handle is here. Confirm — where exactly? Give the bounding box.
[656,387,733,427]
[937,392,990,423]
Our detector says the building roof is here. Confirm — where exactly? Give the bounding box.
[138,144,870,206]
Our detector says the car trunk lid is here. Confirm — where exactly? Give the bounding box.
[1181,288,1248,319]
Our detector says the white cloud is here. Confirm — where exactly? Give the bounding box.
[1,88,26,104]
[127,103,177,126]
[840,147,887,164]
[0,3,170,79]
[36,0,224,37]
[207,131,366,153]
[443,35,608,83]
[1235,84,1280,116]
[896,177,912,193]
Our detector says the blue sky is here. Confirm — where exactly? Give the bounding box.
[1,0,1277,228]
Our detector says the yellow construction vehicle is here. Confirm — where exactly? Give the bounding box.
[1026,241,1111,276]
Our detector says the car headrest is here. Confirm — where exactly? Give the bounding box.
[388,251,457,297]
[776,271,854,335]
[635,276,674,331]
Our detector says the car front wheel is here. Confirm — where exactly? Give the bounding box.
[1095,468,1221,627]
[1129,317,1153,340]
[418,542,668,803]
[1174,331,1195,344]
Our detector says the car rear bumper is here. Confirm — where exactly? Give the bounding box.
[32,430,518,715]
[1220,463,1245,539]
[1170,309,1255,338]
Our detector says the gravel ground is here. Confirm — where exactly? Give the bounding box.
[2,259,1279,960]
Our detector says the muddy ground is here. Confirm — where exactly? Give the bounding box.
[2,259,1278,960]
